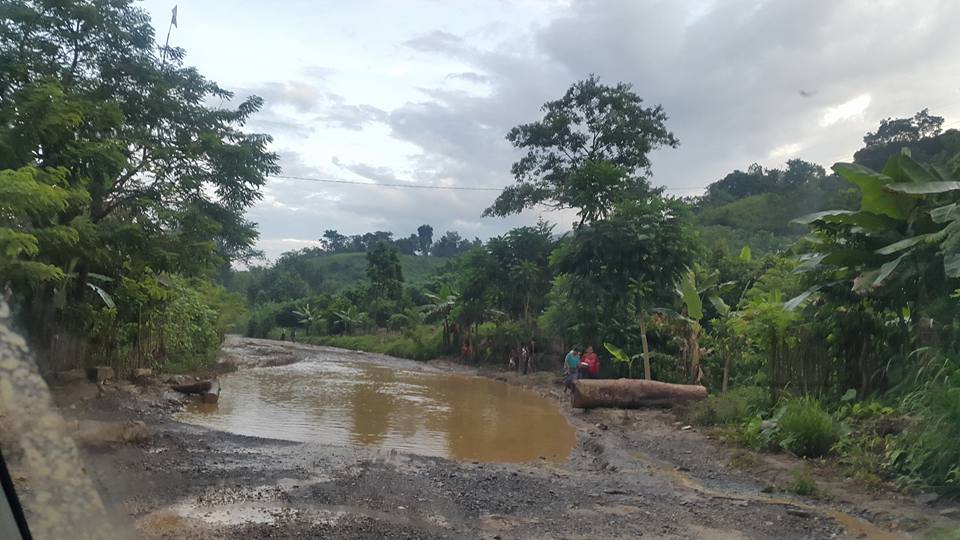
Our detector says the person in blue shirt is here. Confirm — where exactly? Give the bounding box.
[563,346,581,391]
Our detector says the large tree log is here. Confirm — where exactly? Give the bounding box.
[170,380,213,394]
[571,379,707,409]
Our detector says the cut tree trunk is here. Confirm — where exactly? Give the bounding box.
[639,315,651,380]
[571,379,707,409]
[170,380,213,394]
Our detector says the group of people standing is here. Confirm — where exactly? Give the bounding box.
[563,345,599,390]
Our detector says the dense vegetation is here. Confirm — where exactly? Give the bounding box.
[238,82,960,496]
[4,0,960,501]
[1,1,269,372]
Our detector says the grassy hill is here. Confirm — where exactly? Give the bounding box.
[309,252,446,293]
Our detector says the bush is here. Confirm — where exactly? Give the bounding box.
[788,469,827,499]
[777,397,841,458]
[686,386,768,427]
[893,362,960,494]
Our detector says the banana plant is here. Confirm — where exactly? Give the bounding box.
[292,303,319,335]
[604,342,639,379]
[420,284,459,346]
[659,265,736,383]
[791,148,960,303]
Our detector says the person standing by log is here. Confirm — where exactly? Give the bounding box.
[563,346,581,391]
[580,346,600,379]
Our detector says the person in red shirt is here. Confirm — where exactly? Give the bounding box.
[580,346,600,379]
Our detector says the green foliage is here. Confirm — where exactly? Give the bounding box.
[161,279,222,371]
[685,386,766,426]
[893,356,960,494]
[787,469,827,499]
[308,326,441,361]
[776,397,841,458]
[235,252,445,299]
[0,0,276,371]
[485,75,678,224]
[604,342,638,378]
[366,241,404,302]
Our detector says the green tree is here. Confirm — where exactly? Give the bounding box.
[432,231,477,257]
[862,109,944,149]
[417,224,433,255]
[484,75,678,225]
[366,241,404,302]
[551,196,696,351]
[0,0,278,368]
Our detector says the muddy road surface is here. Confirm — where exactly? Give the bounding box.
[44,337,950,538]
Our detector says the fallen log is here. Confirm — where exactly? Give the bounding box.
[169,380,213,394]
[571,379,707,409]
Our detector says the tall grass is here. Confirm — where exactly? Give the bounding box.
[776,396,841,458]
[895,356,960,494]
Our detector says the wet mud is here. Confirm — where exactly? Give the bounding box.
[32,336,959,538]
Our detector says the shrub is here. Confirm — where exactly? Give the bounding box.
[777,397,841,458]
[788,469,826,499]
[893,361,960,494]
[686,386,767,427]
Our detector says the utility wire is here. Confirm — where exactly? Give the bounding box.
[270,174,707,192]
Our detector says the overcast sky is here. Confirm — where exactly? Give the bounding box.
[140,0,960,260]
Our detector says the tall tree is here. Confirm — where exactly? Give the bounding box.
[0,0,278,362]
[321,229,350,252]
[366,241,404,302]
[484,75,678,225]
[862,109,944,149]
[417,224,434,256]
[394,234,419,255]
[432,231,477,257]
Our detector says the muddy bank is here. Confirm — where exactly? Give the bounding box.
[43,337,957,538]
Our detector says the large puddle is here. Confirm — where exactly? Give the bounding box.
[177,353,576,463]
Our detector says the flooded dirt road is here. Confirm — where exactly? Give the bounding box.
[47,337,954,539]
[178,352,575,463]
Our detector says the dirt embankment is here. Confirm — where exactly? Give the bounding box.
[32,336,960,539]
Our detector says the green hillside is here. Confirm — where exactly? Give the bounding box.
[312,252,446,293]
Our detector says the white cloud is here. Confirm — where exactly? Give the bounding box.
[768,143,803,158]
[820,94,872,127]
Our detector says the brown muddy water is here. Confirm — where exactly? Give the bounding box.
[178,352,576,463]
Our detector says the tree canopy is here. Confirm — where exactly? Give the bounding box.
[483,76,678,225]
[0,0,276,369]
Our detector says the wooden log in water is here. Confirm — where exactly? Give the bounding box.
[571,379,707,409]
[169,380,213,394]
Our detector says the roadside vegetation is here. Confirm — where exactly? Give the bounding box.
[3,0,960,506]
[234,96,960,499]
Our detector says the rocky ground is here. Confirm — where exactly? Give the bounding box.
[21,337,960,539]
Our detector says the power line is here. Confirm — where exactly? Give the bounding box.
[270,174,708,192]
[271,174,502,191]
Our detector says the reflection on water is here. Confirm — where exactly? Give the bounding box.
[177,354,576,463]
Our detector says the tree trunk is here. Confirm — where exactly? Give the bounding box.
[722,353,731,393]
[639,314,651,380]
[688,324,701,383]
[572,379,707,409]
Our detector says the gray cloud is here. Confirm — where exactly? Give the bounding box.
[246,81,328,113]
[403,30,465,55]
[248,0,960,260]
[393,0,960,196]
[318,103,388,130]
[446,71,490,84]
[332,157,402,183]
